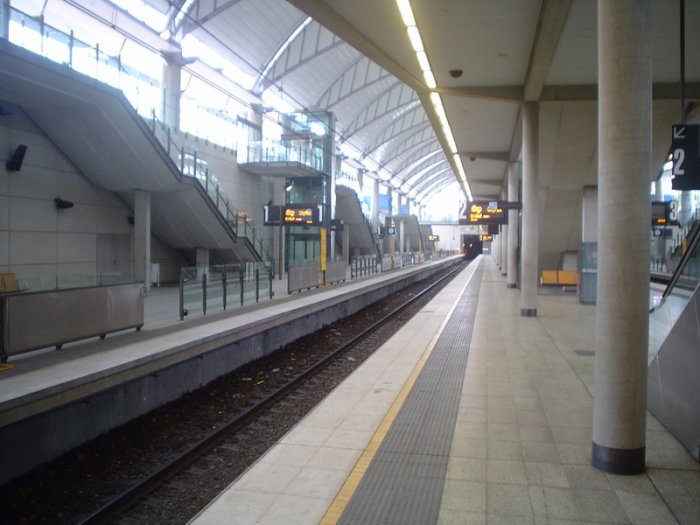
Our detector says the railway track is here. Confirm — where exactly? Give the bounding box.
[1,262,466,524]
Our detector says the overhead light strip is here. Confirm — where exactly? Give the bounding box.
[395,0,472,201]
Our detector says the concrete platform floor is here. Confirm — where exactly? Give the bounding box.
[191,257,700,525]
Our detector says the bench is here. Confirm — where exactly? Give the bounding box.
[1,273,19,292]
[541,270,579,287]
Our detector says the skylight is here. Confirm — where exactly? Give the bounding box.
[110,0,167,32]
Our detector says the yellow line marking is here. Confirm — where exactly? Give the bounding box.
[319,266,476,524]
[0,363,15,372]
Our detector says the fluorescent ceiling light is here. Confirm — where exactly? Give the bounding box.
[407,26,423,52]
[416,50,431,72]
[396,0,416,26]
[395,0,469,201]
[423,70,436,89]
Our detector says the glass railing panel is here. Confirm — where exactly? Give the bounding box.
[203,272,222,312]
[649,225,700,361]
[7,8,275,263]
[11,271,136,292]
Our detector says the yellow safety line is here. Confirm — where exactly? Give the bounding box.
[319,268,474,524]
[0,363,15,372]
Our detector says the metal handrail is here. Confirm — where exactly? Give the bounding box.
[149,115,273,263]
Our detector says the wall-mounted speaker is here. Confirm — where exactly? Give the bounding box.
[6,144,27,172]
[54,197,74,209]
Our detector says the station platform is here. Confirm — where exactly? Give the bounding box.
[0,257,460,485]
[191,257,700,525]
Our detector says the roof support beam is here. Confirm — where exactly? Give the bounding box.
[458,151,510,162]
[523,0,573,101]
[287,0,423,92]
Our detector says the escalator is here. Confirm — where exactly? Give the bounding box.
[648,221,700,461]
[0,40,269,265]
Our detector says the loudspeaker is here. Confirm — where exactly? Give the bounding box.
[54,197,74,209]
[6,144,27,172]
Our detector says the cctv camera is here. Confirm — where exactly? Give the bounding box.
[449,69,463,78]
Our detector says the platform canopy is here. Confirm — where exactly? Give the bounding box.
[14,0,700,212]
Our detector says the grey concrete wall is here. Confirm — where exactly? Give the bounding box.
[0,104,188,288]
[0,105,133,289]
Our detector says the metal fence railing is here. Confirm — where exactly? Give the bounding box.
[178,264,273,320]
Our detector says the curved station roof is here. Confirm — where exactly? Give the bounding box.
[11,0,700,216]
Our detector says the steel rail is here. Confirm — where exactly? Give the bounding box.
[78,261,465,524]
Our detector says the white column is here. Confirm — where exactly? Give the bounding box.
[273,178,286,279]
[342,225,350,264]
[1,0,10,40]
[507,162,519,288]
[592,0,651,475]
[372,178,380,229]
[520,102,539,316]
[582,186,598,243]
[681,191,693,228]
[161,53,183,129]
[134,191,151,288]
[654,179,665,260]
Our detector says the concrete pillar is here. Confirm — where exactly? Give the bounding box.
[654,179,665,259]
[399,219,406,253]
[493,229,499,265]
[161,53,183,129]
[342,225,350,264]
[499,188,507,273]
[195,247,209,279]
[582,186,598,243]
[1,0,10,40]
[273,178,286,278]
[681,191,692,228]
[592,0,651,475]
[507,162,519,288]
[133,191,151,288]
[520,102,539,316]
[372,178,380,229]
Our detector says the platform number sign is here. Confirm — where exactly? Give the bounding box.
[671,124,700,190]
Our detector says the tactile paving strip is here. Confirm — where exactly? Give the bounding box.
[338,262,483,524]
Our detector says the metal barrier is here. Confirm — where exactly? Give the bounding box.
[351,256,380,278]
[288,262,321,294]
[1,282,144,362]
[325,261,348,285]
[179,268,273,320]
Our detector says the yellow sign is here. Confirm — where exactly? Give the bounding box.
[320,228,327,272]
[481,234,493,242]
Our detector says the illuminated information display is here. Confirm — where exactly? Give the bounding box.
[481,234,493,242]
[459,201,507,225]
[428,234,440,241]
[284,206,317,225]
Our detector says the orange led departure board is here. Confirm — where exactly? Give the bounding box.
[284,207,316,224]
[459,201,507,225]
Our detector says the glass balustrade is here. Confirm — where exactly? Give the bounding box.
[148,117,272,263]
[179,264,272,319]
[649,225,700,362]
[240,141,325,172]
[6,8,272,265]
